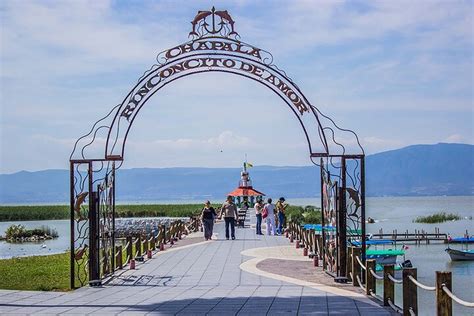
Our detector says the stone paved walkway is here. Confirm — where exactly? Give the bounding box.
[0,211,394,315]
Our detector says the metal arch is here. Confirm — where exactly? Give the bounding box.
[69,7,366,287]
[103,47,331,160]
[111,68,318,160]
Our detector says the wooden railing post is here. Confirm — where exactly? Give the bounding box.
[126,235,133,259]
[352,247,361,287]
[143,234,149,254]
[151,234,156,251]
[366,259,376,296]
[168,223,172,240]
[317,234,323,259]
[162,224,167,244]
[436,271,452,316]
[403,267,417,316]
[383,264,395,306]
[117,245,123,269]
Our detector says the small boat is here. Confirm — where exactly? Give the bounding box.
[351,239,406,265]
[445,248,474,261]
[449,237,474,244]
[366,249,405,265]
[351,239,395,247]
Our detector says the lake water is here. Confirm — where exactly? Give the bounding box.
[0,196,472,315]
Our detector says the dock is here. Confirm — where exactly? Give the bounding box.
[370,227,449,244]
[0,211,394,315]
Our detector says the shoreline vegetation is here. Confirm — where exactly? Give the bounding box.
[413,212,466,224]
[0,204,321,223]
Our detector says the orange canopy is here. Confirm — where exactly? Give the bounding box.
[228,187,265,197]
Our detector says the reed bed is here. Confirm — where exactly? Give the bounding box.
[413,212,462,223]
[0,204,220,222]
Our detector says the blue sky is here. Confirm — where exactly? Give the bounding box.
[0,0,473,173]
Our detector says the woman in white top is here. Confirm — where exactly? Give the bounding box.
[263,198,276,235]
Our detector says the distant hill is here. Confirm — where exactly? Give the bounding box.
[0,143,472,203]
[365,143,473,196]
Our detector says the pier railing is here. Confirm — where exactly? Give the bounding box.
[287,222,474,316]
[97,216,201,282]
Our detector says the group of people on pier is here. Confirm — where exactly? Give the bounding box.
[200,196,288,240]
[255,197,288,235]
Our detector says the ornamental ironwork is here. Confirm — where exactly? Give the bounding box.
[189,6,239,40]
[69,7,366,287]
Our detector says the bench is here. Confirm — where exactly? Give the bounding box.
[237,209,247,228]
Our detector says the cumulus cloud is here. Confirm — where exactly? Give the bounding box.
[0,1,472,172]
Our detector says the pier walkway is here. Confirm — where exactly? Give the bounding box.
[0,213,394,315]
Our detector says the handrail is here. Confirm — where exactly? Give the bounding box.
[123,255,130,266]
[387,298,403,314]
[408,275,435,291]
[369,289,383,302]
[369,268,383,280]
[123,241,130,250]
[441,284,474,307]
[355,255,366,270]
[355,274,366,292]
[388,273,403,284]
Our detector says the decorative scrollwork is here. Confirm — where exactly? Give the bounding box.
[69,7,366,287]
[321,159,338,275]
[71,163,91,287]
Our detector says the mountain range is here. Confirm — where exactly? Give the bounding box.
[0,143,472,204]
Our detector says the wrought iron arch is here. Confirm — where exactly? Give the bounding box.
[69,7,365,288]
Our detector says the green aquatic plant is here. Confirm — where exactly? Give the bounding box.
[413,212,462,224]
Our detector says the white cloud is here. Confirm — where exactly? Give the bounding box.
[130,131,255,151]
[444,134,472,144]
[0,1,472,173]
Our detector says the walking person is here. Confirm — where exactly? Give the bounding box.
[263,198,276,235]
[201,201,217,241]
[276,197,288,235]
[219,196,239,240]
[254,198,264,235]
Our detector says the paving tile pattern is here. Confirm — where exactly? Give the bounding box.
[0,211,394,315]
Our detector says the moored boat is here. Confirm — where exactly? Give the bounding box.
[366,249,405,265]
[445,248,474,261]
[449,236,474,244]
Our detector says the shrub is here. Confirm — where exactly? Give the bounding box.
[4,224,58,239]
[285,205,321,224]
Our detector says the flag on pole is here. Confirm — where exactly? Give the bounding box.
[245,162,253,168]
